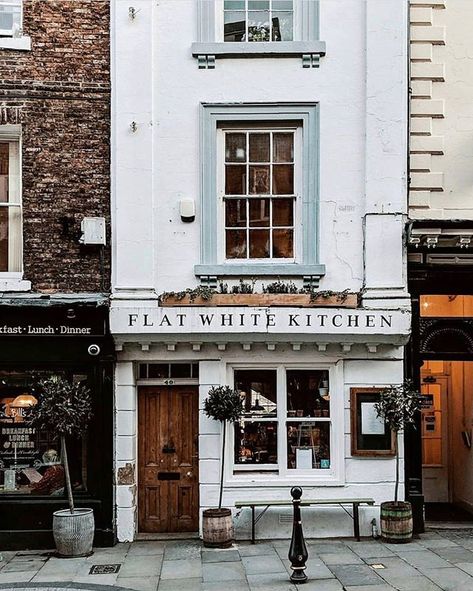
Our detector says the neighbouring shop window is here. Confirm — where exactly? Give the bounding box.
[224,129,296,260]
[0,371,88,495]
[234,368,332,472]
[0,0,22,36]
[0,140,22,272]
[224,0,293,42]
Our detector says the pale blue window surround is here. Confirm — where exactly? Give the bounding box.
[195,103,325,287]
[193,0,325,68]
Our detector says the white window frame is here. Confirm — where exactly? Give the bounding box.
[0,0,30,50]
[217,126,302,265]
[0,125,29,290]
[225,361,345,487]
[216,0,296,43]
[0,0,21,36]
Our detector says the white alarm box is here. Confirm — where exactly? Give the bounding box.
[80,217,106,245]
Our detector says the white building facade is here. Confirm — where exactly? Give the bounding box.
[111,0,410,542]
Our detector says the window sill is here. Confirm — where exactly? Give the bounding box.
[0,277,31,292]
[191,41,326,69]
[0,36,32,51]
[195,263,326,287]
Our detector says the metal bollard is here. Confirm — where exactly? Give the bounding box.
[288,486,308,584]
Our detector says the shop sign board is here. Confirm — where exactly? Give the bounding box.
[111,306,411,336]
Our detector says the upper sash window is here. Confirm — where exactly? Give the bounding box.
[223,0,293,43]
[0,0,22,37]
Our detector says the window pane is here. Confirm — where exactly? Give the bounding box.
[287,370,330,418]
[148,364,169,378]
[272,12,292,41]
[0,372,89,495]
[249,165,270,194]
[226,230,247,258]
[0,143,8,203]
[226,165,246,195]
[0,208,8,272]
[170,364,193,378]
[235,421,278,464]
[248,12,270,42]
[249,229,270,257]
[273,133,294,163]
[272,164,294,194]
[272,0,293,9]
[235,369,277,416]
[287,422,331,470]
[224,11,246,42]
[249,198,270,227]
[226,134,246,163]
[0,4,20,33]
[224,0,245,8]
[249,0,269,8]
[272,229,293,258]
[249,133,270,163]
[226,199,247,227]
[272,198,293,226]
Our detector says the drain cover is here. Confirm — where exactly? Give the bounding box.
[89,564,121,575]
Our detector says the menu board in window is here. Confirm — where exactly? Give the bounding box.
[350,388,395,457]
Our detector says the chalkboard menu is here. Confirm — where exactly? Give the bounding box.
[350,388,395,456]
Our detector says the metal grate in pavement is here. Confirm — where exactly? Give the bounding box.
[89,563,121,575]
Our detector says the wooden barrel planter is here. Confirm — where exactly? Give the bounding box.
[380,501,413,543]
[202,508,234,548]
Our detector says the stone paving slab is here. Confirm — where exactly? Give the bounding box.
[4,530,473,590]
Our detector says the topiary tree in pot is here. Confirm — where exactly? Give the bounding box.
[202,385,244,548]
[28,374,94,557]
[375,380,421,543]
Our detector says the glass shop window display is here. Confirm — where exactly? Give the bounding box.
[0,371,88,495]
[234,368,331,472]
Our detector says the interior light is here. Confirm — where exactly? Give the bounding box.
[11,394,38,408]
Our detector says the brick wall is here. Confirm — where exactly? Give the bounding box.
[0,0,110,292]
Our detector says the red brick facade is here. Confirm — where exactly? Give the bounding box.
[0,0,110,292]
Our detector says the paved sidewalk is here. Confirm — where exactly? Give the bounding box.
[2,530,473,591]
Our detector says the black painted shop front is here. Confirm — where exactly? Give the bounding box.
[0,304,115,550]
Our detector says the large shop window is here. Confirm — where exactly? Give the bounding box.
[234,368,334,476]
[0,137,22,273]
[0,371,88,496]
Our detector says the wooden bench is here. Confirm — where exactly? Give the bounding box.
[235,498,375,544]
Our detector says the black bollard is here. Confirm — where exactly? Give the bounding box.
[288,486,308,584]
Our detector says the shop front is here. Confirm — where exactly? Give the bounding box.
[407,222,473,530]
[0,302,115,549]
[111,304,410,542]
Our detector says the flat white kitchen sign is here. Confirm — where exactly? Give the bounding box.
[111,307,410,336]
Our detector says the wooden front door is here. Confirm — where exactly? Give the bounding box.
[138,386,199,532]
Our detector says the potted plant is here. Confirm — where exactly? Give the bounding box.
[375,380,421,543]
[28,375,94,557]
[202,385,244,548]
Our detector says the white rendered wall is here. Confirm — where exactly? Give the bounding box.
[112,0,409,298]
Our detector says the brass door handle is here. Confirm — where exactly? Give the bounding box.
[186,471,193,478]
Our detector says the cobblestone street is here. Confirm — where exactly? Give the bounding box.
[2,530,473,591]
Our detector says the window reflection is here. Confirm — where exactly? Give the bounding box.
[0,371,88,495]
